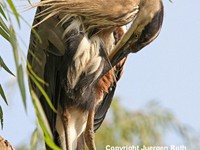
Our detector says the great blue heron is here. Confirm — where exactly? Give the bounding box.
[27,0,164,149]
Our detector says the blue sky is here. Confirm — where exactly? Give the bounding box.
[0,0,200,148]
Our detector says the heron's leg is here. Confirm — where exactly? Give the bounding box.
[77,133,85,150]
[84,107,96,150]
[60,107,88,150]
[61,108,71,150]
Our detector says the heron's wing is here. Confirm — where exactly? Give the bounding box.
[94,57,127,131]
[27,7,67,142]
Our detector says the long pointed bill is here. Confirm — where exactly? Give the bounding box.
[109,20,139,67]
[98,21,140,80]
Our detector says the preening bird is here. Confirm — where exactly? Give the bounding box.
[27,0,164,150]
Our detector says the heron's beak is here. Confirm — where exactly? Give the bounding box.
[109,21,140,67]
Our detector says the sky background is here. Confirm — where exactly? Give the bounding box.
[0,0,200,148]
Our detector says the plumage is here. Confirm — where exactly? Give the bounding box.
[27,0,164,149]
[32,0,140,28]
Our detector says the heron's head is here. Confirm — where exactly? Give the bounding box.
[129,0,164,52]
[109,0,164,67]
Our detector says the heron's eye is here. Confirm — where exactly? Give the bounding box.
[134,31,140,39]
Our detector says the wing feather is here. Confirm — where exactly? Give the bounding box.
[94,57,127,131]
[32,0,139,28]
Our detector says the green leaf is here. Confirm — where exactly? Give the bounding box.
[19,16,42,43]
[0,56,15,76]
[0,5,7,20]
[17,65,26,110]
[31,90,61,150]
[27,0,32,4]
[28,72,57,112]
[9,25,19,67]
[0,16,10,34]
[30,128,38,150]
[0,15,10,42]
[6,0,20,27]
[31,90,52,138]
[44,136,61,150]
[0,26,10,42]
[27,62,47,85]
[0,84,8,105]
[0,106,3,129]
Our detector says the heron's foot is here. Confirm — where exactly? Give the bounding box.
[84,109,96,150]
[84,128,96,150]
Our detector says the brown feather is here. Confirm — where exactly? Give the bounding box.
[32,0,139,28]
